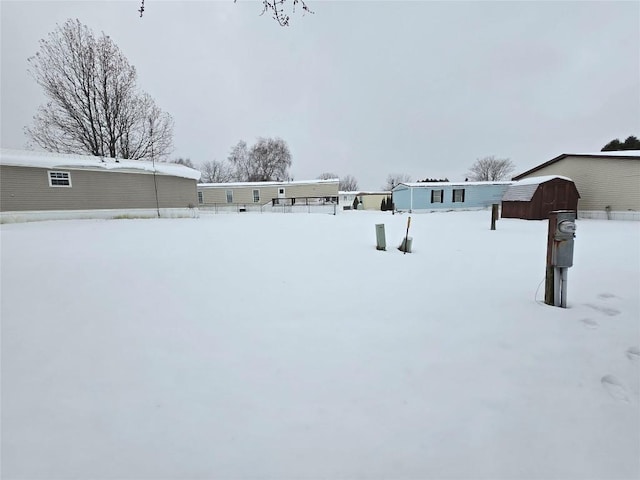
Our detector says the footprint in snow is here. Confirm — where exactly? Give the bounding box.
[626,346,640,361]
[597,293,617,299]
[601,375,630,403]
[580,318,599,329]
[585,303,621,317]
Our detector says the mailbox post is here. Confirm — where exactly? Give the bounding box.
[545,210,576,307]
[375,224,386,251]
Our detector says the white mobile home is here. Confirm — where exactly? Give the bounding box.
[198,179,339,213]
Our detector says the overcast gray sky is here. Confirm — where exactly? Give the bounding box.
[1,1,638,189]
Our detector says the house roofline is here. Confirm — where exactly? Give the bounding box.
[512,152,640,180]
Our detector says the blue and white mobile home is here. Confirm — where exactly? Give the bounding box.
[392,181,512,212]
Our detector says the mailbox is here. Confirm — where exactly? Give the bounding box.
[552,211,576,268]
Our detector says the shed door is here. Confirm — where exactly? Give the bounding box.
[278,187,286,199]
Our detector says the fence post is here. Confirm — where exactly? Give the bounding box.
[491,204,499,230]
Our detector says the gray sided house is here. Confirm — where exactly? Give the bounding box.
[198,179,339,213]
[392,181,512,212]
[501,176,580,220]
[0,149,200,222]
[513,151,640,220]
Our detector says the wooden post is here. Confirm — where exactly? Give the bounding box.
[544,212,559,305]
[491,204,499,230]
[402,216,411,254]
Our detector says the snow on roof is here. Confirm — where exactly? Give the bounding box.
[396,181,513,189]
[502,175,573,201]
[199,179,338,188]
[502,184,539,202]
[0,149,202,181]
[568,150,640,157]
[512,175,572,186]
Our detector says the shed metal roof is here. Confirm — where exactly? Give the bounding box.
[502,175,574,201]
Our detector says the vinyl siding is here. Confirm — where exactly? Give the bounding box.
[394,184,510,211]
[359,193,388,210]
[515,156,640,212]
[199,182,339,205]
[1,165,197,211]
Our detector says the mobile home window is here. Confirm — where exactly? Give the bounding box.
[48,171,72,187]
[226,190,233,203]
[253,189,260,203]
[431,189,443,203]
[452,188,465,203]
[197,191,203,204]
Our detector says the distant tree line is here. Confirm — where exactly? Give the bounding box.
[418,177,449,183]
[601,136,640,151]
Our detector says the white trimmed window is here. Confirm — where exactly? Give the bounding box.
[253,189,260,203]
[226,189,233,203]
[431,189,443,203]
[197,191,203,204]
[48,171,72,187]
[453,188,465,202]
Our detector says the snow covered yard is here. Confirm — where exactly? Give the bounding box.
[1,210,638,479]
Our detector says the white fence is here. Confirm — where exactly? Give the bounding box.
[199,198,339,215]
[578,210,640,221]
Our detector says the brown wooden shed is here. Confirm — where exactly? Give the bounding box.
[501,176,580,220]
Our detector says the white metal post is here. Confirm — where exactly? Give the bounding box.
[554,267,561,307]
[560,268,568,308]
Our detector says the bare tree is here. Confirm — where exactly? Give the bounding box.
[227,140,251,181]
[229,137,292,181]
[172,157,195,168]
[383,173,412,191]
[339,175,359,191]
[200,160,234,183]
[317,172,338,180]
[467,156,515,181]
[26,19,173,161]
[255,0,314,26]
[318,172,358,190]
[139,0,314,26]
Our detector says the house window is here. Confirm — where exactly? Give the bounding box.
[453,188,465,202]
[226,189,233,203]
[197,191,203,204]
[279,188,285,195]
[431,189,443,203]
[48,171,71,187]
[253,189,260,203]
